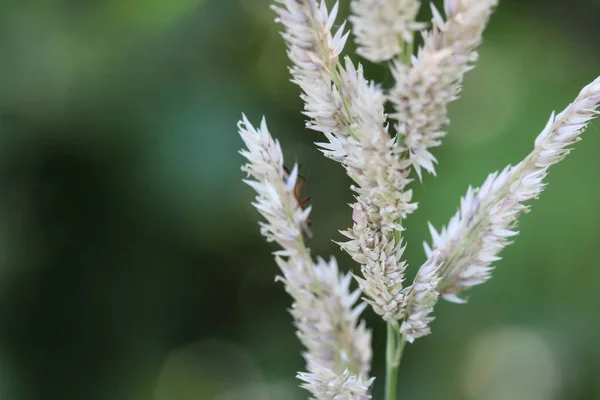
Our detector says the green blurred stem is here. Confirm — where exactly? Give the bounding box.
[385,322,407,400]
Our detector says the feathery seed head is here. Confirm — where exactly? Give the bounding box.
[244,0,598,394]
[273,0,349,78]
[240,115,373,397]
[340,203,410,321]
[389,0,498,178]
[421,76,600,301]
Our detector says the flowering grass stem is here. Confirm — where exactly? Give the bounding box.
[240,1,599,398]
[385,322,407,400]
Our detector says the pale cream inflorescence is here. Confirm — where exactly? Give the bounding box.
[241,0,600,396]
[273,0,349,134]
[340,203,410,321]
[389,0,498,178]
[421,77,600,304]
[275,0,418,323]
[239,116,373,399]
[350,0,423,62]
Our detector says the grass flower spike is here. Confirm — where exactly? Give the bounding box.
[273,0,350,134]
[390,0,498,178]
[423,76,600,302]
[239,1,599,398]
[277,0,420,323]
[276,0,418,324]
[239,115,373,399]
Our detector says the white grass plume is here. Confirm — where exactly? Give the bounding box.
[275,0,419,323]
[239,115,374,398]
[423,76,600,304]
[389,0,498,179]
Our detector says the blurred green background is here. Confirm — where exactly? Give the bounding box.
[0,0,599,399]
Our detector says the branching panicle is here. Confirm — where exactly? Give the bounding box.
[239,1,599,397]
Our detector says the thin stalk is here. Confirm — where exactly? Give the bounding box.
[385,322,398,400]
[385,322,408,400]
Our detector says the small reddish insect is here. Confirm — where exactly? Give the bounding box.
[283,165,313,240]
